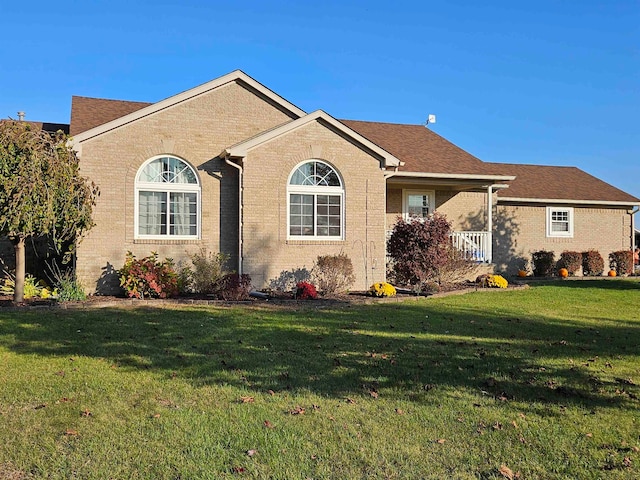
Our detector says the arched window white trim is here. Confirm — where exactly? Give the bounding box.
[287,160,344,240]
[134,155,201,239]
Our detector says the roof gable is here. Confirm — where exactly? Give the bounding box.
[225,110,402,168]
[72,70,306,143]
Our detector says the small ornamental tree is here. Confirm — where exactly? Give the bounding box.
[0,120,98,303]
[387,213,452,292]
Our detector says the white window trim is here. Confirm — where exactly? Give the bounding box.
[402,189,435,221]
[546,206,574,238]
[287,160,345,241]
[134,156,202,240]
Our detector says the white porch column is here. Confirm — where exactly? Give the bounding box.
[486,185,493,263]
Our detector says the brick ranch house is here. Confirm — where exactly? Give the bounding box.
[7,70,640,292]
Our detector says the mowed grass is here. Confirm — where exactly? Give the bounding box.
[0,280,639,479]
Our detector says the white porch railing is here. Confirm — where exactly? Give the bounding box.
[449,231,491,263]
[386,230,492,263]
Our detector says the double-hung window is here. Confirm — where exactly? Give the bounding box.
[403,190,435,221]
[546,206,573,237]
[288,160,344,239]
[135,156,200,239]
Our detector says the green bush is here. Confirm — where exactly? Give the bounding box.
[582,250,604,276]
[189,248,229,294]
[312,253,355,294]
[118,251,179,299]
[609,250,633,276]
[557,251,582,276]
[531,251,555,277]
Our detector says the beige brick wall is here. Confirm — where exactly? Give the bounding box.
[494,204,633,274]
[241,121,387,290]
[76,81,294,293]
[386,187,487,232]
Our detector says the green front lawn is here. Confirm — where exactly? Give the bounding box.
[1,280,639,479]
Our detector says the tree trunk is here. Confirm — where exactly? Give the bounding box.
[13,237,25,303]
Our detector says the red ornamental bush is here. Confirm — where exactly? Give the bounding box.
[582,250,604,276]
[557,251,582,276]
[531,250,555,277]
[387,213,452,290]
[609,250,633,276]
[296,281,318,300]
[219,273,252,301]
[119,251,179,299]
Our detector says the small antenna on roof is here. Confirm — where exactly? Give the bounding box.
[17,111,25,121]
[424,114,436,127]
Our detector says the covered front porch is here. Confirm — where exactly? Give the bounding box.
[384,171,515,264]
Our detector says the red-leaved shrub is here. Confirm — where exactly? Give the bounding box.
[387,213,452,292]
[582,250,604,276]
[609,250,633,276]
[219,273,252,301]
[119,251,179,299]
[295,281,318,299]
[557,251,582,276]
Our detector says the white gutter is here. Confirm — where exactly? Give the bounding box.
[498,197,640,207]
[224,156,243,275]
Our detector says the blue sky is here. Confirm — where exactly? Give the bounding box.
[2,1,638,198]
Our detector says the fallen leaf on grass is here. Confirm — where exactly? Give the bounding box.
[231,466,246,474]
[54,371,65,377]
[623,457,632,468]
[369,391,379,399]
[64,429,79,436]
[152,413,161,419]
[239,396,254,403]
[289,406,305,415]
[436,439,446,444]
[586,433,593,438]
[395,409,405,415]
[345,397,356,404]
[246,449,257,457]
[81,409,92,417]
[493,422,503,430]
[34,404,47,410]
[267,390,275,396]
[631,446,640,453]
[499,464,514,479]
[263,420,274,429]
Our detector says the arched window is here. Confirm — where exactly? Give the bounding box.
[287,160,344,239]
[135,156,200,238]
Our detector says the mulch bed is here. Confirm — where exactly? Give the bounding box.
[0,280,527,310]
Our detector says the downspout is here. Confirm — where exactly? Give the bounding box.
[225,155,243,275]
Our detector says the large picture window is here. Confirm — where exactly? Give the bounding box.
[546,206,573,238]
[135,156,200,238]
[288,160,344,239]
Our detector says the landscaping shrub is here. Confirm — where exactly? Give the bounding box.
[1,273,52,299]
[189,248,229,294]
[582,250,604,276]
[295,281,318,299]
[557,251,582,276]
[437,246,477,284]
[387,213,452,292]
[487,274,508,288]
[531,250,555,277]
[219,273,252,301]
[368,282,396,297]
[47,263,86,301]
[118,251,179,299]
[312,253,355,294]
[609,250,633,276]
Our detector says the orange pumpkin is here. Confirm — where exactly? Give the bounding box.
[517,270,528,278]
[608,269,617,277]
[558,268,569,278]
